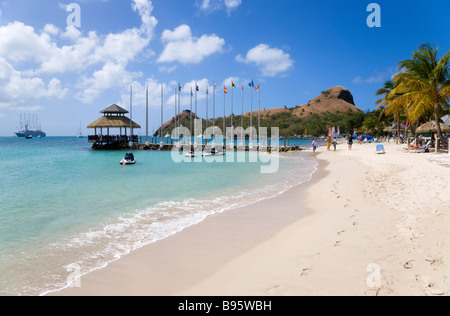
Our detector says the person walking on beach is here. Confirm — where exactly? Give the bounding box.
[347,133,353,150]
[312,139,318,153]
[332,136,337,151]
[327,136,332,151]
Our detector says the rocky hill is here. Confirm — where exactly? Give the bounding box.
[246,86,362,118]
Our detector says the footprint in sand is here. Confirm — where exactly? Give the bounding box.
[353,222,359,227]
[337,230,345,236]
[335,240,343,247]
[403,260,415,270]
[265,285,280,295]
[300,268,312,277]
[426,257,444,267]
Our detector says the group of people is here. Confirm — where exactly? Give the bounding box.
[311,136,338,153]
[311,133,355,153]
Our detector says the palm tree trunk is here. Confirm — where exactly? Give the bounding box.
[396,116,400,145]
[413,121,419,144]
[434,103,444,141]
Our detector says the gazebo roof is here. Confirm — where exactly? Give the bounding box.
[87,116,141,129]
[100,104,129,114]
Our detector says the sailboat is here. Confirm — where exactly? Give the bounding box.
[77,122,84,138]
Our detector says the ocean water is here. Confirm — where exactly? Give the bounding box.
[0,137,317,296]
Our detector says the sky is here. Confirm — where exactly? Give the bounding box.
[0,0,449,136]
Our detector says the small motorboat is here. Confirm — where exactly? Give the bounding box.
[120,153,136,165]
[202,149,225,157]
[25,135,33,139]
[185,151,197,158]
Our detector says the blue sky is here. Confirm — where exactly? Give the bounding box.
[0,0,449,136]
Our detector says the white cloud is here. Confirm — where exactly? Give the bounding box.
[43,24,61,37]
[200,0,212,10]
[352,68,395,84]
[78,62,142,104]
[158,65,177,74]
[197,0,242,14]
[0,22,56,63]
[236,44,294,77]
[158,25,225,65]
[0,0,159,108]
[224,0,242,11]
[61,25,82,41]
[0,57,65,109]
[119,78,169,110]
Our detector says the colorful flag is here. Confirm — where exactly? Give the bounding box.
[241,85,244,93]
[224,87,228,94]
[255,84,260,92]
[232,81,236,88]
[178,83,182,92]
[206,88,209,95]
[191,88,193,96]
[248,80,254,88]
[196,85,199,92]
[214,83,217,89]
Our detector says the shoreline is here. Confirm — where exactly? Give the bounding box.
[51,153,323,296]
[52,142,450,296]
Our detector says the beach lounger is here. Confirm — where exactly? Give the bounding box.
[414,141,432,153]
[376,144,385,154]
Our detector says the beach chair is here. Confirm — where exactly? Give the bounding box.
[376,144,385,154]
[414,141,432,153]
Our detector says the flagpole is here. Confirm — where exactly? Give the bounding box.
[213,81,216,141]
[174,88,177,140]
[195,81,198,146]
[129,85,133,147]
[250,77,253,146]
[178,82,181,136]
[258,83,261,140]
[241,84,244,146]
[231,80,234,149]
[145,84,149,145]
[190,87,193,145]
[160,84,164,147]
[206,87,209,130]
[223,86,226,146]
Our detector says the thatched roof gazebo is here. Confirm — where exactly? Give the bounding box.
[416,121,450,134]
[87,104,141,145]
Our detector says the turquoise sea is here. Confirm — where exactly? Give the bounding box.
[0,137,317,296]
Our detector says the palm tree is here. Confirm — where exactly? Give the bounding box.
[376,80,405,144]
[392,43,450,142]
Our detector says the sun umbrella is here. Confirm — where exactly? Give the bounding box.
[416,121,450,134]
[441,114,450,126]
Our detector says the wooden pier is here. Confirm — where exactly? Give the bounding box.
[92,140,303,153]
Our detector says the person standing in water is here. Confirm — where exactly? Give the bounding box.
[312,139,318,153]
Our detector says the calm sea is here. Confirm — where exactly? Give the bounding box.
[0,137,317,296]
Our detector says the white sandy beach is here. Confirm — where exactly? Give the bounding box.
[53,142,450,296]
